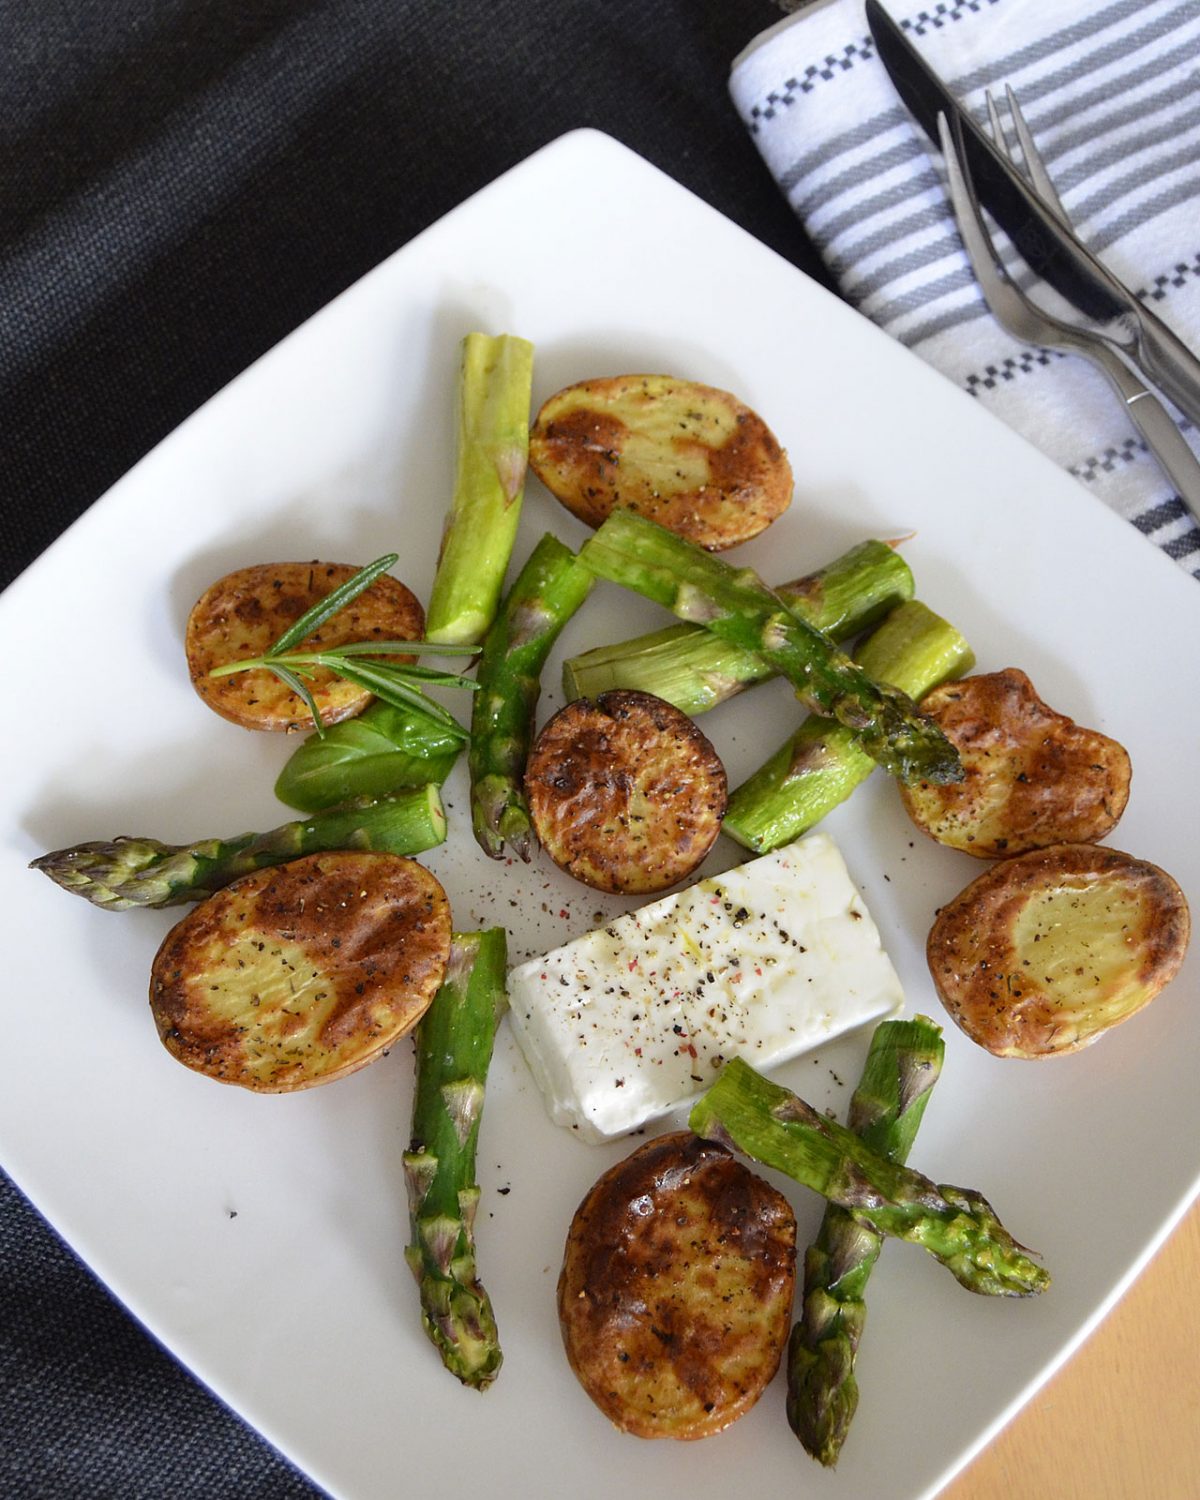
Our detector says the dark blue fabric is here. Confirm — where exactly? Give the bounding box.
[0,2,824,1493]
[0,0,827,592]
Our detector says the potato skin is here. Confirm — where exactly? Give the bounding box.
[927,843,1190,1058]
[528,374,792,551]
[187,562,425,731]
[149,851,451,1090]
[899,669,1131,857]
[525,690,727,894]
[558,1131,796,1440]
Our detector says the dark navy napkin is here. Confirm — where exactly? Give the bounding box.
[0,3,817,1495]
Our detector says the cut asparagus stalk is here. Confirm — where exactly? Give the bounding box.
[30,787,447,910]
[274,698,463,813]
[689,1057,1049,1297]
[404,929,508,1389]
[723,601,974,852]
[577,512,961,785]
[469,533,594,860]
[425,333,535,645]
[789,1016,945,1467]
[562,538,913,713]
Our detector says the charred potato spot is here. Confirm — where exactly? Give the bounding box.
[558,1132,796,1440]
[149,852,451,1089]
[528,375,792,551]
[927,843,1189,1058]
[899,669,1131,857]
[186,562,425,731]
[525,690,727,894]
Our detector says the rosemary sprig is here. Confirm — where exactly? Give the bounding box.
[208,554,478,737]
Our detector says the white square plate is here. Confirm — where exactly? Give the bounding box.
[3,130,1197,1500]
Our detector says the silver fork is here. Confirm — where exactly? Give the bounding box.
[985,86,1067,222]
[937,107,1200,525]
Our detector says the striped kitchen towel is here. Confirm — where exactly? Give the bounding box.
[731,0,1200,578]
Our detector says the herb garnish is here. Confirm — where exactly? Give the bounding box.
[208,553,477,737]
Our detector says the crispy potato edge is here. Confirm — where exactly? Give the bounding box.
[557,1131,797,1440]
[149,851,451,1090]
[525,690,727,894]
[927,842,1190,1058]
[186,561,426,732]
[529,374,793,551]
[899,669,1133,858]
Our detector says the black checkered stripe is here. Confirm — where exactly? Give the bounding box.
[966,369,1199,569]
[1139,252,1200,303]
[963,347,1061,396]
[1072,435,1158,483]
[961,249,1200,399]
[746,0,1002,132]
[1071,442,1200,574]
[746,38,876,129]
[957,243,1200,575]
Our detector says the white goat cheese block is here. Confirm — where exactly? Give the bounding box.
[506,832,903,1143]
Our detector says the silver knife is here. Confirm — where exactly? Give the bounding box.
[865,0,1200,429]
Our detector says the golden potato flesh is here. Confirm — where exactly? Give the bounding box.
[927,843,1190,1058]
[187,561,425,731]
[525,690,727,894]
[149,852,451,1090]
[528,374,792,550]
[558,1131,797,1440]
[899,669,1131,857]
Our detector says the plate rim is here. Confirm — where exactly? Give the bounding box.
[3,125,1198,1500]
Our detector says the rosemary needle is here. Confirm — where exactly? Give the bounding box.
[208,554,478,736]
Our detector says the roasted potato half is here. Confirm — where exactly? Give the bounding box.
[528,374,792,550]
[525,690,727,893]
[558,1131,796,1440]
[927,843,1190,1058]
[149,851,451,1089]
[187,561,425,731]
[899,669,1131,857]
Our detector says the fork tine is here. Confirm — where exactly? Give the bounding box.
[1004,84,1067,219]
[938,112,1008,294]
[984,89,1009,154]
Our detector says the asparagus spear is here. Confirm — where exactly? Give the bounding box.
[30,787,446,910]
[275,698,463,813]
[689,1057,1049,1297]
[469,533,594,860]
[562,538,913,714]
[425,333,535,646]
[577,512,961,785]
[404,929,508,1389]
[724,601,974,852]
[789,1017,945,1467]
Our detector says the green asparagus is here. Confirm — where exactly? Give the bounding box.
[723,601,974,852]
[689,1057,1048,1297]
[577,512,961,785]
[426,333,536,646]
[469,533,594,860]
[275,699,463,812]
[404,929,508,1389]
[562,538,913,713]
[30,787,447,910]
[789,1017,945,1467]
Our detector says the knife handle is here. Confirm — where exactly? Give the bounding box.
[1090,342,1200,527]
[1129,309,1200,435]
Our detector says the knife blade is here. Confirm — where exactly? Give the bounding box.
[865,0,1200,428]
[866,0,1120,321]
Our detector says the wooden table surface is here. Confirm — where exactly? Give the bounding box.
[943,1194,1200,1500]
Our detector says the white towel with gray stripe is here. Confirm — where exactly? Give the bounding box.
[731,0,1200,578]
